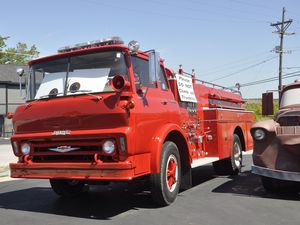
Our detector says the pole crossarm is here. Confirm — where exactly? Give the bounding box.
[270,7,295,102]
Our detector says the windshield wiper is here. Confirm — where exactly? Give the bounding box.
[25,92,64,109]
[26,90,102,109]
[38,92,64,99]
[67,89,103,101]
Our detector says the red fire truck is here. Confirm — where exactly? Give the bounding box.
[9,37,254,206]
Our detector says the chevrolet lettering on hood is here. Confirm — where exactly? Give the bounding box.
[52,130,71,136]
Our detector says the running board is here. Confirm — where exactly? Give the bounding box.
[191,150,253,168]
[191,157,219,168]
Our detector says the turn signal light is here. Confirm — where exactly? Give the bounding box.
[6,112,14,119]
[125,100,135,109]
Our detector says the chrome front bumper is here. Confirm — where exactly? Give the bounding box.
[252,165,300,182]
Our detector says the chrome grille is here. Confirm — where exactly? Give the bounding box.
[276,126,300,135]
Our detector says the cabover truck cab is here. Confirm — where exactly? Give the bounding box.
[252,80,300,192]
[9,37,253,206]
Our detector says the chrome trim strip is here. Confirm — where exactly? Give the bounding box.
[252,165,300,182]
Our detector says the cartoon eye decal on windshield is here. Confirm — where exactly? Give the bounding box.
[49,88,58,97]
[69,82,81,93]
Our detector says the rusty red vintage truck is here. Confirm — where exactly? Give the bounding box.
[252,80,300,192]
[8,37,254,206]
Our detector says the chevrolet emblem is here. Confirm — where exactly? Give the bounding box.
[49,146,80,153]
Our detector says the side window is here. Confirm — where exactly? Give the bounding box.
[158,66,168,90]
[131,56,156,88]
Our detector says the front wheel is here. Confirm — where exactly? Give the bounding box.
[50,179,86,197]
[213,134,242,175]
[151,141,181,206]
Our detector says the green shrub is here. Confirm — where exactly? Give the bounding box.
[245,100,279,122]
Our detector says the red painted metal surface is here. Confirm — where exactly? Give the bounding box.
[10,43,254,181]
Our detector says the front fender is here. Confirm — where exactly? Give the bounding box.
[251,119,278,133]
[149,123,187,173]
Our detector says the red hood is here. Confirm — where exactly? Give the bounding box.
[13,93,129,134]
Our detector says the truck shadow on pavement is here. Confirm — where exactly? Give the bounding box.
[212,171,300,201]
[1,165,298,219]
[0,182,158,219]
[0,166,217,219]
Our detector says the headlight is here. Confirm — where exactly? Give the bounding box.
[21,143,31,155]
[254,129,266,140]
[103,140,115,154]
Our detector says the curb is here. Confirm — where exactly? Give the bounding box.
[0,165,9,178]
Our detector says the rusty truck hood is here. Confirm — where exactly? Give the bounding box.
[13,94,129,134]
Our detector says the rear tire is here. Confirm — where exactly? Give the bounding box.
[50,179,86,197]
[151,141,181,206]
[213,134,242,175]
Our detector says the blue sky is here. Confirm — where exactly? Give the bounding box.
[1,0,300,98]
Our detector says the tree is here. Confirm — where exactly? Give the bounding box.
[0,36,9,63]
[0,36,9,49]
[0,35,39,65]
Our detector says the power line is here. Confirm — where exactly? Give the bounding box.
[200,51,273,77]
[210,56,278,82]
[226,0,279,12]
[234,70,300,88]
[83,0,268,24]
[156,0,274,22]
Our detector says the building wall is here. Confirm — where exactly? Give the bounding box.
[0,85,6,115]
[0,84,25,137]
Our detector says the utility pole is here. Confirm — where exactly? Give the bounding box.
[271,7,294,101]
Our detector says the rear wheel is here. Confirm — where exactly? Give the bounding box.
[213,134,242,175]
[151,141,181,206]
[50,179,86,197]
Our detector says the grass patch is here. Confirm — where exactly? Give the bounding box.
[245,100,279,122]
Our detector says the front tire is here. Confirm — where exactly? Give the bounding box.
[50,179,85,197]
[151,141,181,206]
[213,134,242,175]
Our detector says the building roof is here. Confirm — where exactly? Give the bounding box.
[0,64,28,84]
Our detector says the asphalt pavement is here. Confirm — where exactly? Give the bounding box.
[0,155,299,225]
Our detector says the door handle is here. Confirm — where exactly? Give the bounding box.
[161,100,168,105]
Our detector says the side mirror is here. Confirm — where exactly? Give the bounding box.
[16,68,26,97]
[16,68,25,77]
[148,51,160,87]
[262,92,274,116]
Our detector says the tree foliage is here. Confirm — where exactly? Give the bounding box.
[246,100,279,121]
[0,35,39,65]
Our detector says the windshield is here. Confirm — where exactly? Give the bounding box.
[27,51,128,100]
[280,87,300,108]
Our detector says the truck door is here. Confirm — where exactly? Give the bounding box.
[131,56,178,156]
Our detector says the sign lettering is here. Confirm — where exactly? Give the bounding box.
[175,74,197,103]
